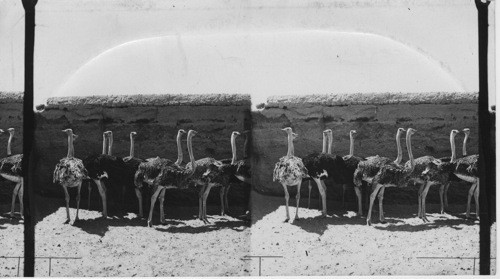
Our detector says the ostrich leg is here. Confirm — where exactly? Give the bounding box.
[307,180,312,209]
[474,180,480,219]
[94,179,108,218]
[367,184,383,226]
[223,184,231,213]
[17,180,24,219]
[354,186,363,216]
[75,181,82,222]
[198,184,207,220]
[417,182,425,218]
[147,187,162,227]
[202,184,214,223]
[10,182,21,218]
[219,186,225,216]
[377,186,386,223]
[62,185,71,224]
[466,182,478,218]
[313,178,326,216]
[294,179,302,221]
[87,180,92,210]
[281,183,291,222]
[439,183,447,214]
[159,188,166,224]
[420,180,433,222]
[135,188,143,218]
[320,180,328,216]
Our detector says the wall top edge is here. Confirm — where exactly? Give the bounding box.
[45,94,252,109]
[0,92,24,104]
[265,92,478,108]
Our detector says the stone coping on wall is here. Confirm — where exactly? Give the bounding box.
[0,92,24,103]
[265,92,478,109]
[45,94,251,110]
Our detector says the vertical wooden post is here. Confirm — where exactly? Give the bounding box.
[475,0,492,275]
[21,0,37,277]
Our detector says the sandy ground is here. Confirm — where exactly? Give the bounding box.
[0,191,497,276]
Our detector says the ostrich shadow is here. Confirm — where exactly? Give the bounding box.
[72,214,148,237]
[373,217,478,232]
[154,218,248,234]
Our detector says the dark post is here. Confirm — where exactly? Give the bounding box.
[474,0,491,275]
[21,0,38,276]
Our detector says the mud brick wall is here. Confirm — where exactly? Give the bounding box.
[0,92,24,203]
[34,94,252,209]
[252,92,480,205]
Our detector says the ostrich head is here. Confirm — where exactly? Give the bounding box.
[0,129,4,134]
[232,131,241,137]
[178,129,187,135]
[350,130,357,137]
[104,130,112,137]
[397,127,406,133]
[62,128,73,135]
[451,129,459,137]
[463,128,470,135]
[130,131,137,137]
[7,128,15,135]
[281,127,293,134]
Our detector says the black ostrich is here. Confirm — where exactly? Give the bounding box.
[134,129,186,218]
[53,129,88,224]
[341,130,366,209]
[438,128,472,214]
[364,128,417,225]
[454,153,479,219]
[83,131,128,219]
[304,129,328,209]
[121,132,145,208]
[0,128,23,218]
[147,130,198,227]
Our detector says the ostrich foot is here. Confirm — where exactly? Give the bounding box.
[423,216,429,222]
[9,212,15,218]
[203,218,211,224]
[160,219,166,225]
[284,218,290,223]
[147,220,153,227]
[366,219,372,226]
[379,219,387,224]
[64,218,71,224]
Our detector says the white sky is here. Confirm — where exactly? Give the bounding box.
[0,0,497,107]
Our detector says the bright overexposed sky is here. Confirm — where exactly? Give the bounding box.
[0,0,497,107]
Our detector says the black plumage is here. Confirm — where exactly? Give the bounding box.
[0,154,23,177]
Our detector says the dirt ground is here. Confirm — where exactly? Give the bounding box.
[0,190,497,276]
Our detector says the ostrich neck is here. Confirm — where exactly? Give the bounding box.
[108,134,113,155]
[327,133,333,154]
[175,132,183,165]
[462,134,469,157]
[7,133,12,156]
[231,134,238,164]
[394,130,403,164]
[322,133,327,153]
[102,134,107,155]
[129,135,135,158]
[187,135,195,173]
[406,132,414,170]
[286,132,293,157]
[451,133,457,162]
[67,133,74,158]
[349,133,354,156]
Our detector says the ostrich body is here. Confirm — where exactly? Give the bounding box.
[53,129,88,223]
[341,130,365,208]
[147,130,197,227]
[454,152,479,218]
[134,129,186,218]
[121,132,145,208]
[303,129,329,209]
[352,128,406,216]
[83,131,128,219]
[273,127,308,222]
[416,130,459,221]
[303,129,347,216]
[0,128,24,218]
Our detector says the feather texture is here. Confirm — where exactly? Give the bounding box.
[53,157,88,186]
[273,156,308,185]
[0,154,23,176]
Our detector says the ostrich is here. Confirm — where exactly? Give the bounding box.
[438,128,471,214]
[453,144,479,219]
[147,130,198,227]
[365,128,417,225]
[416,130,459,222]
[85,130,110,209]
[53,129,88,224]
[134,129,186,218]
[352,127,406,216]
[341,130,366,208]
[0,128,24,218]
[304,129,329,209]
[120,131,145,205]
[273,127,308,222]
[83,130,128,219]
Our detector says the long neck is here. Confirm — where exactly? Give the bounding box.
[395,130,403,164]
[67,133,74,158]
[108,134,113,156]
[462,134,469,157]
[231,134,237,164]
[451,133,457,162]
[327,133,333,154]
[349,133,354,156]
[286,132,293,157]
[406,132,414,170]
[321,133,327,153]
[7,133,13,156]
[102,134,107,155]
[175,132,183,165]
[129,134,135,158]
[187,134,195,172]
